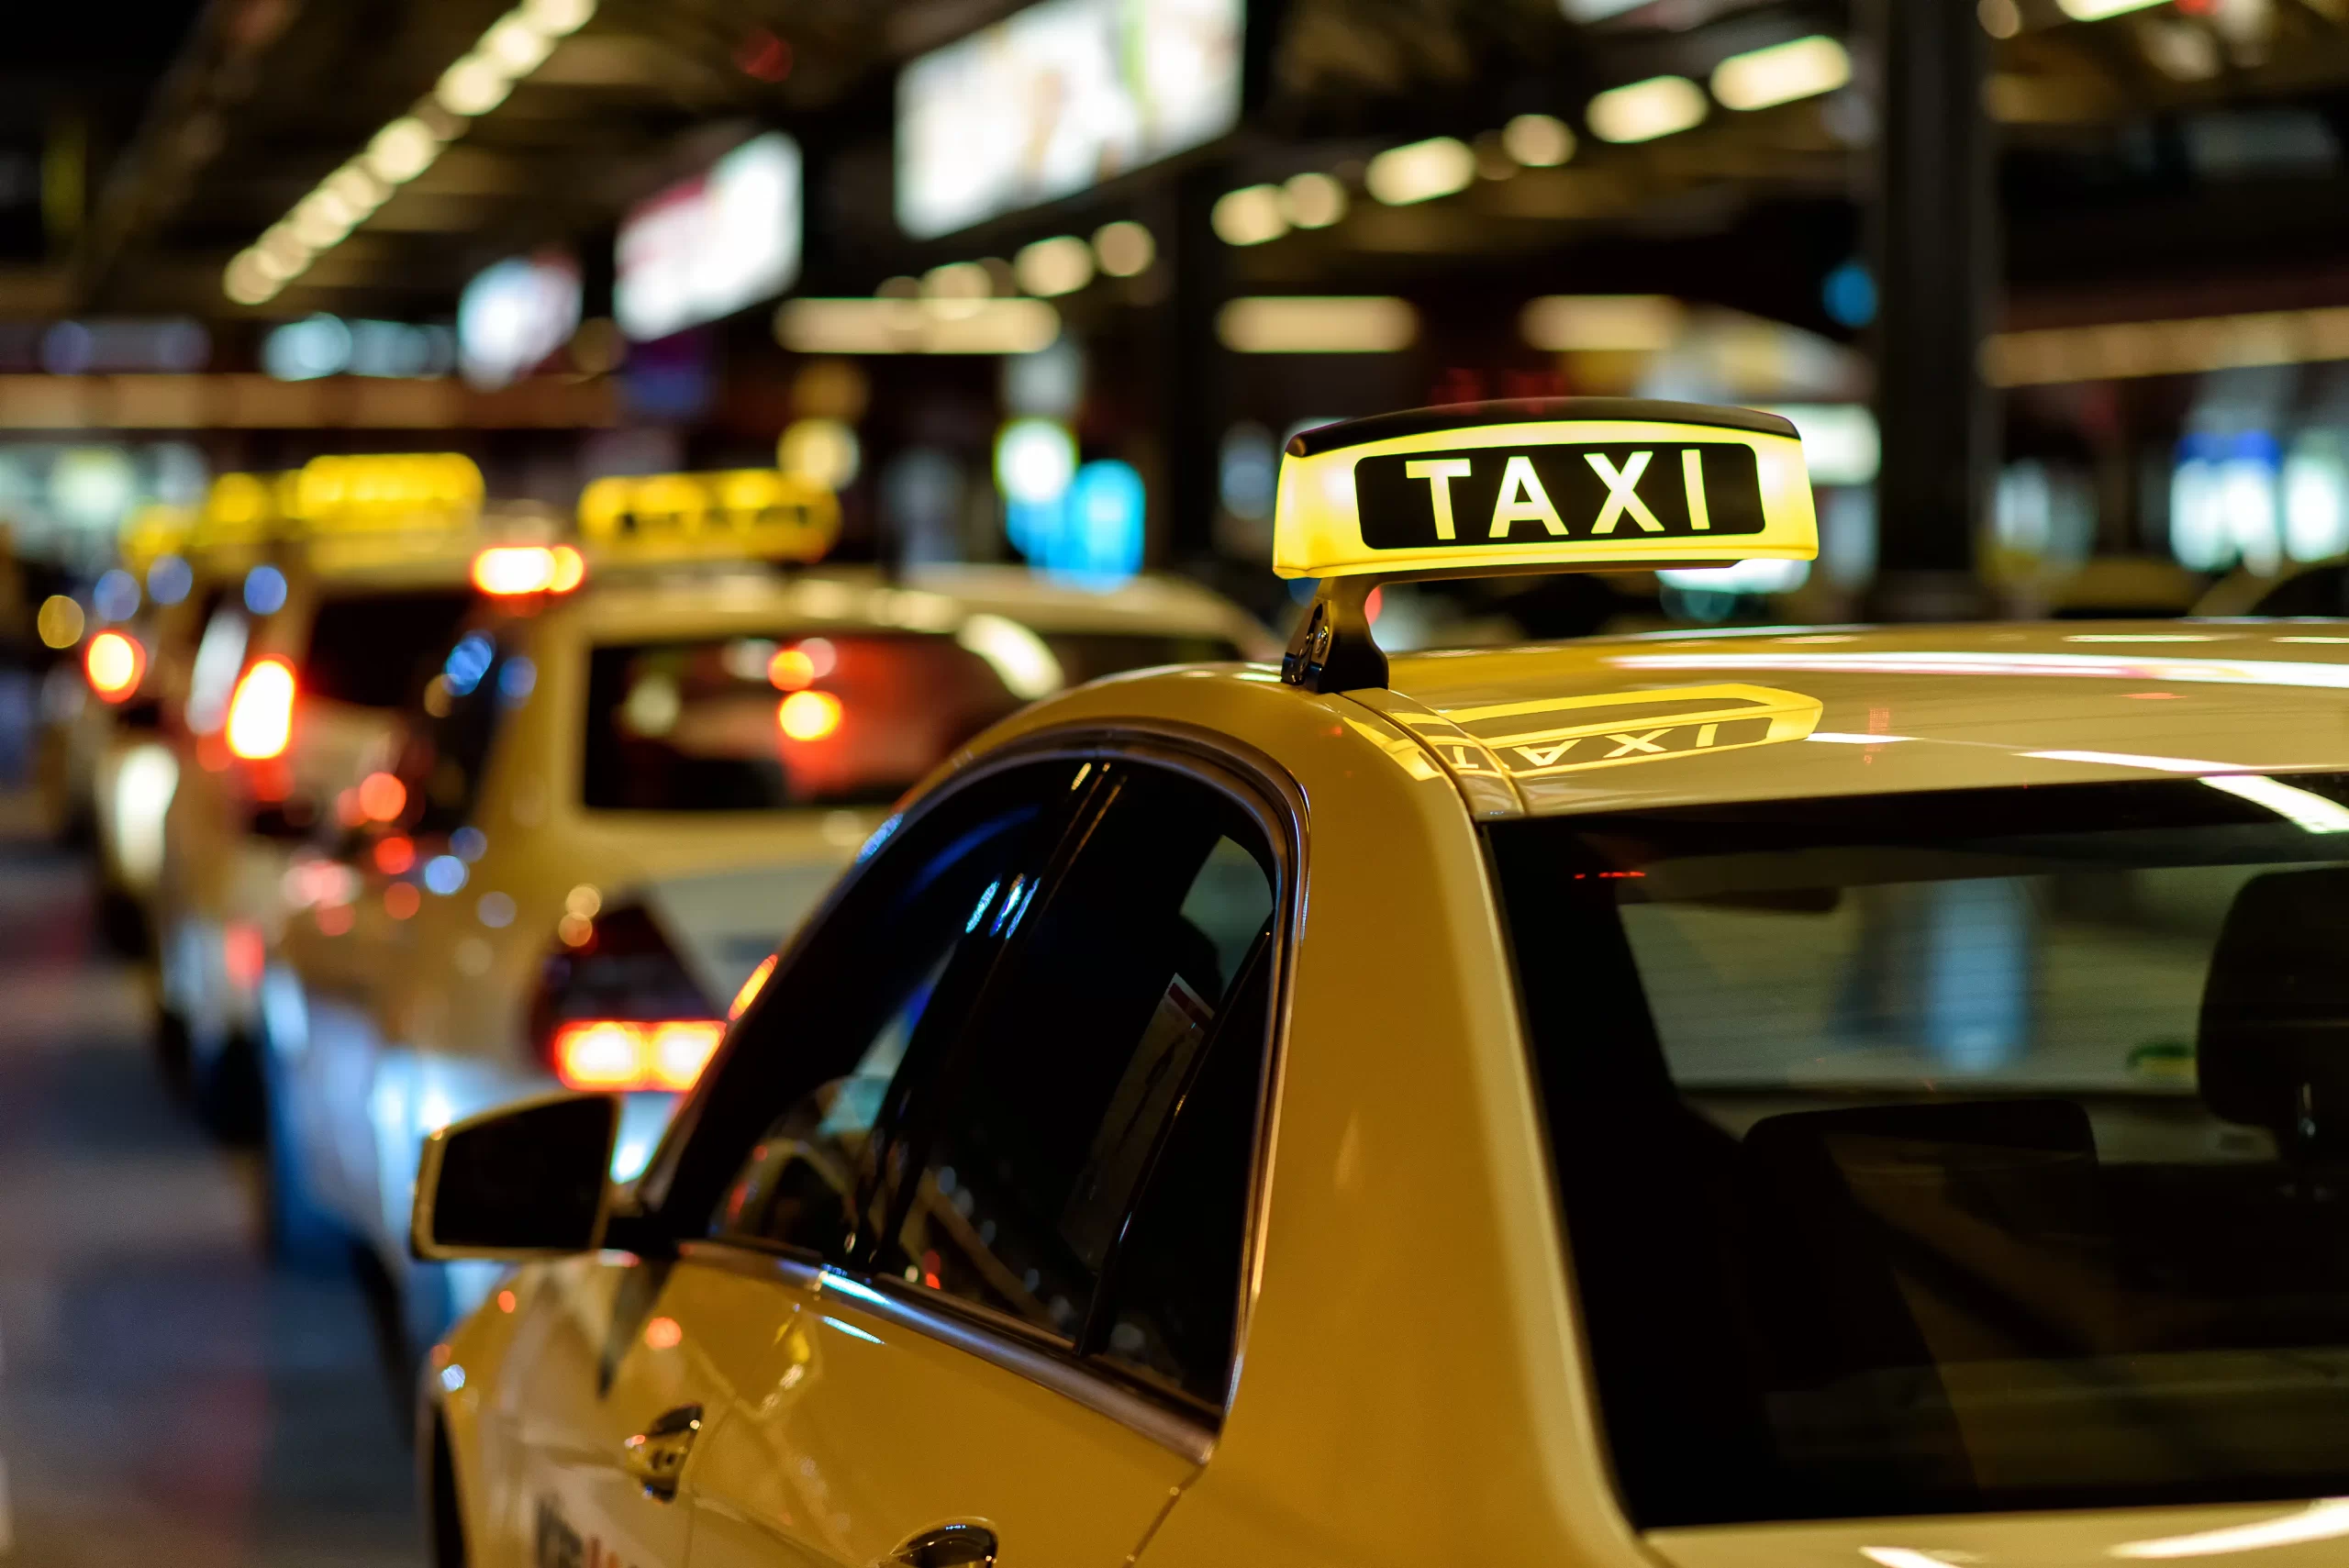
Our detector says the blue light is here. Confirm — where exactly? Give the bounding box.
[966,879,1000,933]
[443,632,494,695]
[243,564,288,616]
[1061,460,1146,584]
[498,656,536,704]
[146,555,193,606]
[1822,260,1876,329]
[423,855,468,895]
[818,1315,883,1345]
[451,826,487,862]
[817,1271,891,1309]
[92,569,140,623]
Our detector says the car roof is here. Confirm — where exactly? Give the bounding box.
[560,562,1276,652]
[1372,619,2349,817]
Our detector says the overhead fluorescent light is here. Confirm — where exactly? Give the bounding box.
[1710,36,1852,112]
[1521,295,1683,352]
[2055,0,2165,18]
[774,298,1061,355]
[1587,75,1707,143]
[1364,137,1475,205]
[1216,296,1418,354]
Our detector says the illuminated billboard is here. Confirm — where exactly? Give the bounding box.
[616,132,802,342]
[458,250,581,388]
[897,0,1244,240]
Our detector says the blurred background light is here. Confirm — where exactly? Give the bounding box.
[1587,75,1709,143]
[1710,36,1853,112]
[1760,404,1882,485]
[92,570,140,624]
[49,448,137,529]
[1521,294,1683,351]
[779,417,862,490]
[458,251,582,389]
[1014,236,1095,296]
[146,555,194,606]
[1281,172,1349,228]
[1217,296,1419,353]
[1822,260,1877,328]
[776,298,1059,355]
[994,417,1076,508]
[1092,221,1156,277]
[244,563,289,616]
[1219,423,1279,520]
[2056,0,2166,18]
[2283,430,2349,562]
[1502,113,1576,167]
[1365,137,1475,205]
[616,133,802,342]
[1214,185,1289,246]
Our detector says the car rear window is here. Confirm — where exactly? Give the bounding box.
[302,589,475,708]
[1491,777,2349,1528]
[582,628,1238,812]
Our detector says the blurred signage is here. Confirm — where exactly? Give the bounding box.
[896,0,1244,240]
[616,133,802,342]
[577,469,840,564]
[0,319,212,374]
[459,251,582,389]
[263,316,457,381]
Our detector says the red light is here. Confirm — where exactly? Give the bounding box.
[643,1315,683,1350]
[735,28,791,81]
[224,920,265,991]
[316,903,354,936]
[551,1018,725,1092]
[777,689,842,741]
[84,631,145,701]
[473,546,570,596]
[226,657,296,761]
[373,835,416,875]
[495,1289,517,1314]
[729,952,777,1020]
[384,882,420,919]
[358,771,406,821]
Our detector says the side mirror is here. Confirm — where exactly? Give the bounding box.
[412,1092,619,1261]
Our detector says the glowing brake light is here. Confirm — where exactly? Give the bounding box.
[84,631,146,702]
[777,689,843,740]
[225,657,296,761]
[472,544,585,597]
[551,1018,724,1092]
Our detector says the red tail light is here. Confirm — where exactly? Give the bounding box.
[551,1019,724,1092]
[225,657,296,761]
[529,903,725,1093]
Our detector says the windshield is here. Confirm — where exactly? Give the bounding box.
[583,628,1240,812]
[1490,777,2349,1528]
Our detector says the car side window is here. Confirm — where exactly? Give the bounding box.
[401,628,518,835]
[687,761,1090,1263]
[869,762,1279,1358]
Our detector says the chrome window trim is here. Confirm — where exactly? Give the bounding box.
[676,1240,1217,1465]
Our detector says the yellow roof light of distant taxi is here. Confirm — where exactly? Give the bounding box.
[577,469,841,567]
[1273,397,1817,692]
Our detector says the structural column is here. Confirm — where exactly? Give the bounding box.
[1866,0,1997,617]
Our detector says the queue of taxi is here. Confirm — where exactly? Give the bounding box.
[392,398,2349,1568]
[44,442,1275,1366]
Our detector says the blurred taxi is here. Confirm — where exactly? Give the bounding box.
[413,398,2349,1568]
[264,466,1271,1350]
[151,453,541,1129]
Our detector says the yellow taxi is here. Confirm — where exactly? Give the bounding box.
[262,467,1272,1352]
[150,453,542,1129]
[410,397,2349,1568]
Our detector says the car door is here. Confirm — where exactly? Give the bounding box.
[479,755,1089,1568]
[672,750,1290,1568]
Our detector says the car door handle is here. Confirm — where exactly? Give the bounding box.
[888,1522,997,1568]
[620,1404,703,1502]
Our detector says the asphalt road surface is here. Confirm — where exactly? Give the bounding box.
[0,795,422,1567]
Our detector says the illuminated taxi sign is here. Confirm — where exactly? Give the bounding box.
[1274,398,1815,581]
[291,453,484,527]
[578,469,840,565]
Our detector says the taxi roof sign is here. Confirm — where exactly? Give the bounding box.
[578,469,840,568]
[1274,397,1815,582]
[1275,399,1819,693]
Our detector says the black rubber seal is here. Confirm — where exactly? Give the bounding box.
[1285,398,1800,457]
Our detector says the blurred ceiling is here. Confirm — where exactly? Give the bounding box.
[20,0,2349,331]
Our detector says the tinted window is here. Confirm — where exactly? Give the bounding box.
[302,589,474,706]
[691,762,1085,1262]
[872,764,1276,1348]
[582,630,1243,813]
[1491,778,2349,1528]
[400,628,520,834]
